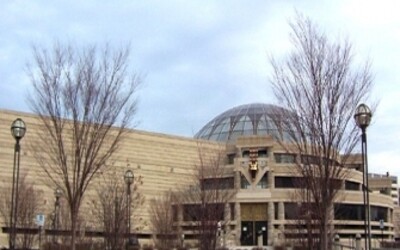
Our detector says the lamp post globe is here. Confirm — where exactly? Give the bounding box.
[354,103,372,130]
[124,170,134,185]
[55,187,62,199]
[11,118,26,141]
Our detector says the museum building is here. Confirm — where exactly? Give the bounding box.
[0,103,396,248]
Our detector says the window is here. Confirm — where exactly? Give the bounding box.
[256,172,268,189]
[183,204,224,221]
[371,206,388,222]
[284,203,300,219]
[241,174,251,189]
[275,176,341,189]
[202,177,234,190]
[274,202,278,220]
[301,155,340,166]
[301,155,319,165]
[274,153,295,163]
[380,189,390,195]
[230,203,235,221]
[275,177,296,188]
[227,153,235,164]
[183,204,199,221]
[258,149,268,157]
[334,204,364,221]
[345,181,360,191]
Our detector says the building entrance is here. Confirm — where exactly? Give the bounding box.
[240,203,268,246]
[241,221,268,246]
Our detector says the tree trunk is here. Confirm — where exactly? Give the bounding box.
[70,210,77,250]
[320,208,330,250]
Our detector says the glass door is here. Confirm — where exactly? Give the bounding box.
[240,221,268,246]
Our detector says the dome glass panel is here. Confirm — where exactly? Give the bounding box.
[195,103,288,142]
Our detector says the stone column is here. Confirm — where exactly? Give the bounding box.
[224,203,230,247]
[278,202,285,244]
[235,202,241,246]
[235,170,241,189]
[268,202,274,246]
[278,202,284,220]
[268,169,274,190]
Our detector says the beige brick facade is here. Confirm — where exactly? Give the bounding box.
[0,109,397,248]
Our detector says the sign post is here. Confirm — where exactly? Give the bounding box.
[36,214,45,250]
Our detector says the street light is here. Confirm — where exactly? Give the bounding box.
[10,118,26,250]
[354,103,372,250]
[54,187,62,243]
[124,169,134,248]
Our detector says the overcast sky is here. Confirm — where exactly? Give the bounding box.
[1,0,399,177]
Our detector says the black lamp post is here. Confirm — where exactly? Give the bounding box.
[354,103,372,250]
[54,187,62,242]
[10,118,26,250]
[124,169,134,248]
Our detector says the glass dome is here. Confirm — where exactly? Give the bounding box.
[195,103,286,142]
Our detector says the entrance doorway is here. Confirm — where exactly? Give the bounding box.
[241,221,268,246]
[240,203,268,246]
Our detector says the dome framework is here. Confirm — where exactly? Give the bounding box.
[195,103,285,142]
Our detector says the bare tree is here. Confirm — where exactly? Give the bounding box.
[283,180,332,249]
[0,175,43,249]
[269,13,373,249]
[179,145,236,250]
[150,191,179,250]
[90,171,144,250]
[27,43,141,250]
